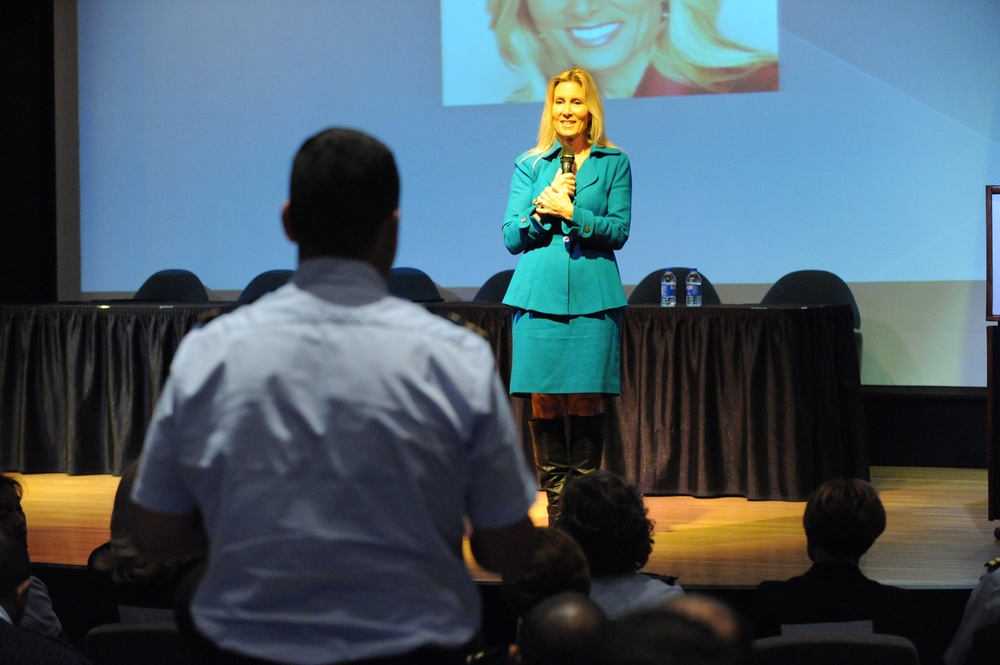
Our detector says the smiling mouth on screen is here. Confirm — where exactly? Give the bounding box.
[568,22,622,48]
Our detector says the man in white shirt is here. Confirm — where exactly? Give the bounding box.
[130,127,538,665]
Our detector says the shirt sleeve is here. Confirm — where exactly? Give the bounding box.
[130,341,205,516]
[464,363,537,530]
[943,570,1000,665]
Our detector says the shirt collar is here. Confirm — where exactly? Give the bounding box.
[291,257,389,306]
[0,605,12,626]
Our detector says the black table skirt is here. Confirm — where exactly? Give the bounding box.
[0,302,866,500]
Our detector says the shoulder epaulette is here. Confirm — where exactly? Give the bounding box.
[196,307,227,324]
[436,311,488,339]
[985,557,1000,572]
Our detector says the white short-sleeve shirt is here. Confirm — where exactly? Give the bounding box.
[132,258,537,665]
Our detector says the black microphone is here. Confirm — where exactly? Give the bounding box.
[560,145,574,174]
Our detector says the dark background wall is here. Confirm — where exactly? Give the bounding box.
[1,2,58,304]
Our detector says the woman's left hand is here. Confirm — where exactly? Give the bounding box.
[533,184,574,221]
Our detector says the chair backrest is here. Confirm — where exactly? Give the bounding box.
[133,269,209,303]
[388,267,443,302]
[86,621,184,665]
[628,267,722,305]
[760,270,861,329]
[238,269,294,304]
[473,269,515,302]
[752,632,919,665]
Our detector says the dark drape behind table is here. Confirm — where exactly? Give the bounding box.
[429,303,867,501]
[0,302,865,500]
[0,304,230,474]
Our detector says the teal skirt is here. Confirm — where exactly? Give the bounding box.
[509,309,623,397]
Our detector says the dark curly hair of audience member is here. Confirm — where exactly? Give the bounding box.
[503,526,591,618]
[554,471,653,576]
[802,477,886,561]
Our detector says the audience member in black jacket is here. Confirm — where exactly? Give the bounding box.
[753,478,928,661]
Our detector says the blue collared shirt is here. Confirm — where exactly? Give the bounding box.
[133,257,537,664]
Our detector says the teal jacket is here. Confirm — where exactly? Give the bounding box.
[501,144,631,315]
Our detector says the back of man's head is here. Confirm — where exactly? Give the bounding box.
[0,530,31,624]
[604,605,730,665]
[503,526,591,618]
[803,477,886,561]
[286,127,399,260]
[516,592,607,665]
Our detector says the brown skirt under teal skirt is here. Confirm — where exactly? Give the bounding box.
[509,308,623,397]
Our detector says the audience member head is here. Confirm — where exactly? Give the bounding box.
[0,530,32,625]
[514,591,607,665]
[665,594,751,665]
[604,604,733,665]
[92,459,178,584]
[802,477,886,563]
[282,127,400,271]
[503,526,591,618]
[555,470,653,576]
[0,475,27,551]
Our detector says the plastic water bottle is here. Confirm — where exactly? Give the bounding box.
[686,268,702,307]
[660,269,676,307]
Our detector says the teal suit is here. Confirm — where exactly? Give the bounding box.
[501,144,631,315]
[501,143,631,396]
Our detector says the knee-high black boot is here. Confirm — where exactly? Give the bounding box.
[529,417,569,522]
[567,414,605,480]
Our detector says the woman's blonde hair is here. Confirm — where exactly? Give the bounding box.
[488,0,777,101]
[526,67,616,160]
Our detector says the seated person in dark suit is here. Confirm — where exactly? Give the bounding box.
[0,530,92,664]
[554,471,682,619]
[754,478,925,656]
[88,460,194,623]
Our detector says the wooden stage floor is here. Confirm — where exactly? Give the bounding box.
[16,466,1000,590]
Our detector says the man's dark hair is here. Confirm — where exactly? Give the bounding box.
[803,478,886,560]
[0,475,22,498]
[604,606,730,665]
[518,592,607,665]
[287,127,399,259]
[0,530,30,598]
[555,470,653,576]
[503,526,591,617]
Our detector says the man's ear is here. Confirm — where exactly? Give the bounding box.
[281,201,296,242]
[369,210,399,278]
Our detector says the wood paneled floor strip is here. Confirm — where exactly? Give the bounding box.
[16,467,999,589]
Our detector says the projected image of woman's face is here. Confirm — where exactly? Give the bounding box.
[526,0,662,77]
